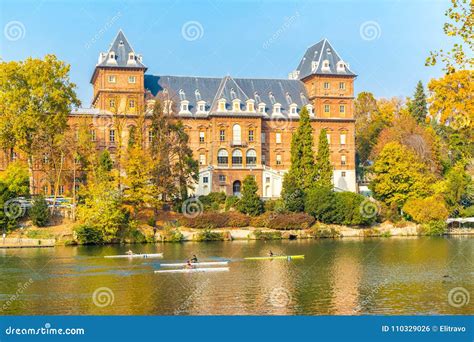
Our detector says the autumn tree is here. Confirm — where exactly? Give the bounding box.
[426,0,473,73]
[408,81,428,124]
[369,142,435,209]
[0,56,80,194]
[314,128,333,188]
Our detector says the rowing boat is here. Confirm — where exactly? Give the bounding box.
[155,267,229,274]
[104,253,163,259]
[244,255,304,261]
[160,261,229,267]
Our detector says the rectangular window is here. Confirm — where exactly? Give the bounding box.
[109,129,115,143]
[148,131,154,143]
[341,155,347,166]
[261,133,266,143]
[203,176,209,184]
[324,104,330,113]
[276,133,282,144]
[109,99,115,108]
[262,154,266,165]
[326,133,331,144]
[90,129,96,142]
[266,177,270,183]
[340,133,346,145]
[128,76,136,84]
[248,130,254,142]
[341,171,346,177]
[276,154,282,165]
[324,82,330,89]
[199,132,205,143]
[220,129,225,142]
[108,75,116,83]
[218,175,226,182]
[339,82,345,90]
[129,100,135,108]
[339,105,345,113]
[199,154,206,165]
[58,185,64,196]
[232,155,242,165]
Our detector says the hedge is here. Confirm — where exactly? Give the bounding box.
[179,212,249,229]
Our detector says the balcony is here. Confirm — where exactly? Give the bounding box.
[230,140,248,147]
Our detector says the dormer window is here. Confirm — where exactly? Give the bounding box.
[337,61,346,72]
[197,100,206,113]
[306,104,314,116]
[246,99,255,112]
[258,103,266,113]
[289,103,298,115]
[179,89,186,101]
[128,52,135,61]
[273,103,282,114]
[180,100,189,113]
[109,52,115,60]
[119,40,124,46]
[232,99,241,112]
[218,98,226,112]
[322,60,330,71]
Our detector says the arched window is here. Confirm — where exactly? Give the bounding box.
[246,149,257,165]
[232,149,243,165]
[217,149,228,165]
[233,180,242,196]
[232,124,241,144]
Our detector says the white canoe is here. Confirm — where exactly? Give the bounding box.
[160,261,229,267]
[155,267,229,274]
[104,253,163,259]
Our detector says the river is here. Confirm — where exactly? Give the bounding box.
[0,237,472,315]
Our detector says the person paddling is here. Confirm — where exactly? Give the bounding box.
[191,255,198,263]
[185,260,195,269]
[269,250,274,257]
[126,249,134,256]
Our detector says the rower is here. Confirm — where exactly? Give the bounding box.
[269,250,274,257]
[191,255,198,263]
[126,249,134,255]
[185,260,195,269]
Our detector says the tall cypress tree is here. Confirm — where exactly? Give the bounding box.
[409,81,428,124]
[314,128,333,188]
[288,106,316,190]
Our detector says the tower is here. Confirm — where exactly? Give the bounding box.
[90,30,147,114]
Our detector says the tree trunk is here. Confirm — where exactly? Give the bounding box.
[27,155,34,196]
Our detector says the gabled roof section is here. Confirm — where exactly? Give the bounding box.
[96,30,146,69]
[292,39,356,80]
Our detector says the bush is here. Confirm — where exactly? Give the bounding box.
[225,196,239,211]
[225,212,250,227]
[420,220,447,236]
[180,212,228,228]
[250,212,272,227]
[403,195,449,223]
[30,196,50,227]
[74,224,104,245]
[266,212,315,230]
[253,229,282,240]
[195,229,226,241]
[460,205,474,218]
[311,225,341,238]
[281,173,305,212]
[162,224,184,242]
[305,186,336,222]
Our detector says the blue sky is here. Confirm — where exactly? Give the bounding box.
[1,0,451,106]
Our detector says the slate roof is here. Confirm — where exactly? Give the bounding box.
[144,75,311,117]
[96,30,146,69]
[294,39,356,79]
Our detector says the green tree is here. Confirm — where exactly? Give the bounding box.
[0,56,80,194]
[304,185,336,223]
[314,128,333,188]
[369,142,434,209]
[30,195,50,227]
[237,176,263,216]
[288,106,316,190]
[409,81,428,124]
[0,182,18,234]
[281,173,305,212]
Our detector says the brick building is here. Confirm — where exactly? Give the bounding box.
[6,30,357,198]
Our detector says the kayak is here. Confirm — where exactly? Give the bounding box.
[155,267,229,274]
[160,261,229,267]
[104,253,163,259]
[244,255,304,261]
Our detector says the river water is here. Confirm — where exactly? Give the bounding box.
[0,237,472,315]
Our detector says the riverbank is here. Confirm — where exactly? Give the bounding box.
[3,220,473,248]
